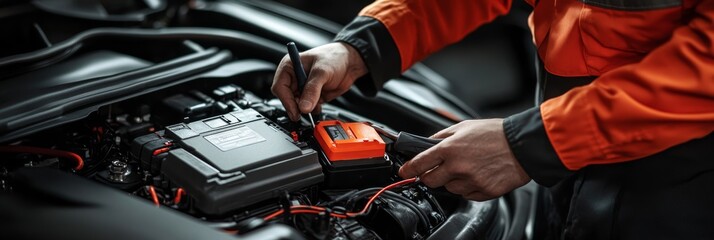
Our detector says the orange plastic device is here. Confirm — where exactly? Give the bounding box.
[314,120,386,161]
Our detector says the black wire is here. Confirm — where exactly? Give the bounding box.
[341,188,432,232]
[79,143,115,177]
[419,186,446,218]
[344,187,381,210]
[381,191,432,231]
[324,189,359,207]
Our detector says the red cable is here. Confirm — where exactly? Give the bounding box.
[262,208,349,221]
[262,178,417,221]
[349,178,417,216]
[292,210,347,218]
[292,206,349,218]
[174,188,186,205]
[263,209,285,221]
[148,186,160,207]
[0,145,84,170]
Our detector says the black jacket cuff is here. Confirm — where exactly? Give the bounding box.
[503,107,573,187]
[334,16,401,97]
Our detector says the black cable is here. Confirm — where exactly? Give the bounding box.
[344,187,381,210]
[324,189,359,207]
[418,186,446,217]
[342,188,431,232]
[381,191,432,231]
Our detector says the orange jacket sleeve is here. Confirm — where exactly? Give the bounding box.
[541,1,714,170]
[358,0,512,72]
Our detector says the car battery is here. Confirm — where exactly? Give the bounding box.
[158,108,323,215]
[314,120,392,188]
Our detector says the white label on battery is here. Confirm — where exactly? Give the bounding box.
[204,126,266,151]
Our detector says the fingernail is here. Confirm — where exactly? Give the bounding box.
[299,100,312,112]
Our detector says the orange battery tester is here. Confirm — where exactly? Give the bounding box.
[314,120,386,162]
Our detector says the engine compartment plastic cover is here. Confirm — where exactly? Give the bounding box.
[161,109,323,215]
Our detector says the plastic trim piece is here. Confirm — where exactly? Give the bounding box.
[0,28,288,142]
[0,48,231,138]
[0,27,283,72]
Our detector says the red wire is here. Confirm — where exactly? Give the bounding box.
[174,188,185,205]
[0,145,84,170]
[148,186,160,207]
[262,178,417,221]
[292,206,349,218]
[262,208,349,221]
[292,209,347,218]
[349,178,417,216]
[263,209,285,221]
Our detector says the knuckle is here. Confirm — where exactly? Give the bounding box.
[444,184,463,195]
[270,83,280,92]
[270,85,282,97]
[270,82,289,96]
[481,186,501,199]
[305,79,323,89]
[310,65,331,78]
[279,55,291,65]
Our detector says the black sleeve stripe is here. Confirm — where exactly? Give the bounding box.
[504,107,573,187]
[334,16,401,97]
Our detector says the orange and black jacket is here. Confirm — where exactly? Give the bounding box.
[334,0,714,186]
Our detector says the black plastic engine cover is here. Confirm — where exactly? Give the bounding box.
[160,109,323,215]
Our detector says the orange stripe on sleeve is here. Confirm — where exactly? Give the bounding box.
[358,0,512,72]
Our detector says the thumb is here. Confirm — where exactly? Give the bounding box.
[299,78,325,114]
[398,145,445,179]
[299,67,329,113]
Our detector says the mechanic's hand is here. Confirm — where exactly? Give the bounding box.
[271,42,368,121]
[398,119,531,201]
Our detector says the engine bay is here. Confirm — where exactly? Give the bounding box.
[0,1,526,239]
[0,81,455,239]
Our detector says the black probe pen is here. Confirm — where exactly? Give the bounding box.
[287,42,316,128]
